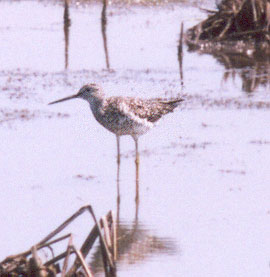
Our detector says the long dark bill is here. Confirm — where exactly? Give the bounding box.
[48,94,78,105]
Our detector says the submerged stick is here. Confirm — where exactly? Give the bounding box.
[37,205,93,246]
[110,211,117,261]
[45,250,72,267]
[102,216,112,250]
[178,22,184,87]
[67,225,99,275]
[61,235,73,277]
[3,233,72,262]
[91,212,115,271]
[72,246,94,277]
[1,205,116,276]
[67,210,116,276]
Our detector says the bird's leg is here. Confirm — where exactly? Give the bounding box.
[134,137,139,166]
[133,136,139,203]
[116,135,120,165]
[116,135,121,205]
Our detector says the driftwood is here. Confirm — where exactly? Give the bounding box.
[0,205,117,277]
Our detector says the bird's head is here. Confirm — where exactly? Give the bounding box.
[48,83,103,105]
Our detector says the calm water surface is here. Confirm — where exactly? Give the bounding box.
[0,0,270,276]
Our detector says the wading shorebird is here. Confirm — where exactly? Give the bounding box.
[49,83,184,166]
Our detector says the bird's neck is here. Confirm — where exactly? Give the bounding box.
[87,93,105,114]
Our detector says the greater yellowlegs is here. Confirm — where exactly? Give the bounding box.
[49,83,183,202]
[49,83,183,164]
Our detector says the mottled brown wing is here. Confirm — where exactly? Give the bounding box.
[101,97,129,125]
[125,97,183,123]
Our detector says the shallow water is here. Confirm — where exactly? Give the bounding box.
[1,0,270,276]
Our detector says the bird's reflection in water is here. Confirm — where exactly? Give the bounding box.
[106,146,178,276]
[116,144,140,222]
[89,217,177,276]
